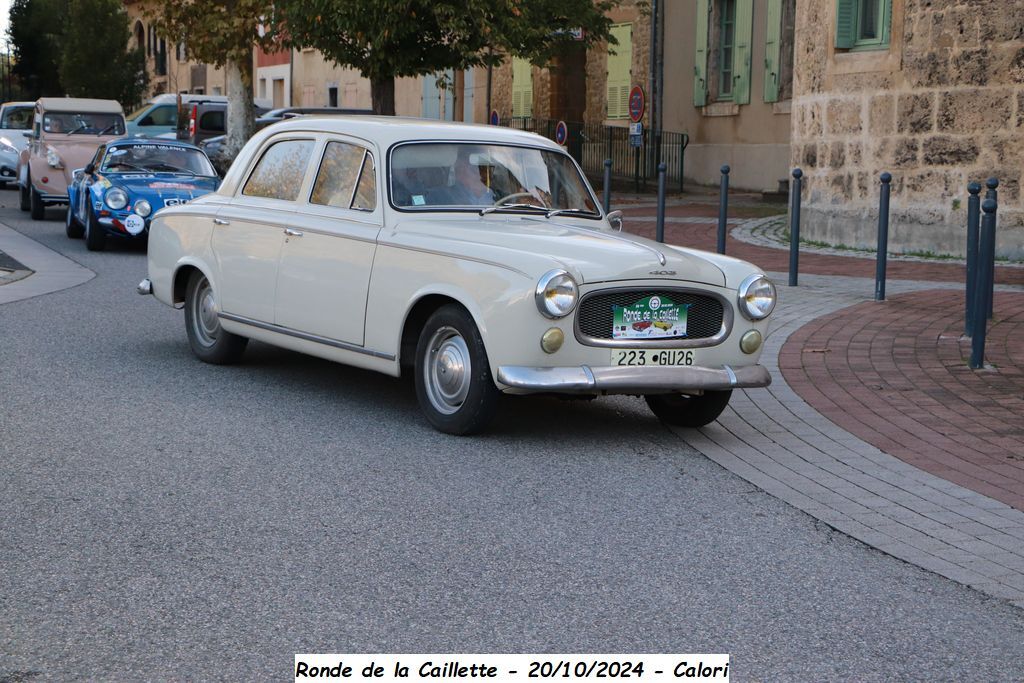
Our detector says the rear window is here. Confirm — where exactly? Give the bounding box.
[199,110,224,132]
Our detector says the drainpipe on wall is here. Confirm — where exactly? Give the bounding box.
[648,0,659,171]
[288,48,294,107]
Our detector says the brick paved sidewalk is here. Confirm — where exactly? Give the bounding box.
[782,289,1024,509]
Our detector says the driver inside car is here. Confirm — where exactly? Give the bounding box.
[445,149,495,206]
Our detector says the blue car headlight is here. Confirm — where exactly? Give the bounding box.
[105,188,128,210]
[134,199,152,217]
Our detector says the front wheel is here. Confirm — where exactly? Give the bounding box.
[644,390,733,428]
[29,184,44,220]
[414,305,499,435]
[19,182,29,211]
[84,205,106,251]
[65,203,84,238]
[184,270,247,364]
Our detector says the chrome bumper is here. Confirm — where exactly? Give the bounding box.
[496,364,771,395]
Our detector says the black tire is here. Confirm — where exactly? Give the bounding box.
[84,205,106,251]
[65,202,84,238]
[29,184,44,220]
[19,181,29,211]
[414,304,499,435]
[644,390,733,428]
[184,270,247,364]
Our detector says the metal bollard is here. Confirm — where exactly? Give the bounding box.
[964,182,981,336]
[875,172,892,301]
[789,168,803,287]
[603,158,612,214]
[655,163,667,243]
[985,177,999,319]
[970,198,998,369]
[717,165,730,254]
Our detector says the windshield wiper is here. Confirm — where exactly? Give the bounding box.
[107,162,148,172]
[147,162,196,175]
[479,203,547,216]
[545,208,595,219]
[96,124,117,136]
[66,124,87,135]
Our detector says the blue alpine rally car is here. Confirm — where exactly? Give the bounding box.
[66,138,220,251]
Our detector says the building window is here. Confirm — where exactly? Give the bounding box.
[328,86,338,108]
[605,23,632,119]
[511,58,533,118]
[764,0,796,103]
[694,0,753,107]
[835,0,892,50]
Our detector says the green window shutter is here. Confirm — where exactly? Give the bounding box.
[512,58,533,117]
[694,0,709,107]
[835,0,857,48]
[606,23,632,119]
[763,0,782,102]
[881,0,893,45]
[733,0,754,105]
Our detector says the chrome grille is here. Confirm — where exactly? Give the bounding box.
[576,288,726,344]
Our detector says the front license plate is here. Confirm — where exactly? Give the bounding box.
[612,349,697,366]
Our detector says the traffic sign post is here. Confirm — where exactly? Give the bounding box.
[629,121,643,148]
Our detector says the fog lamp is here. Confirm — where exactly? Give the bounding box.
[740,330,763,355]
[540,328,564,354]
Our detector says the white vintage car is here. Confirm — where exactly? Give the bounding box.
[141,117,776,434]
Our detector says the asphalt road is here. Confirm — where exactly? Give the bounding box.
[2,198,1024,682]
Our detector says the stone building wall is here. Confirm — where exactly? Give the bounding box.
[792,0,1024,259]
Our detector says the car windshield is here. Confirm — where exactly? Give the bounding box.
[44,112,125,135]
[390,142,599,215]
[101,143,216,176]
[1,106,32,129]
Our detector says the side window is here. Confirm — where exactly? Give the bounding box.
[243,139,315,201]
[145,105,177,126]
[3,107,32,129]
[310,141,376,211]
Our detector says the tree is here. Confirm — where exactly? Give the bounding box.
[278,0,619,115]
[60,0,148,109]
[148,0,280,161]
[8,0,67,98]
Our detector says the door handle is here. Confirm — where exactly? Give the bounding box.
[213,218,230,225]
[284,228,303,237]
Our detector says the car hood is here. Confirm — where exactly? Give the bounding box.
[391,214,727,287]
[42,135,122,169]
[105,173,219,195]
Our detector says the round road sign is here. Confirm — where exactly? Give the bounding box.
[554,120,568,146]
[629,85,646,123]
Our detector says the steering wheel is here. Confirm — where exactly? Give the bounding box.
[495,192,542,207]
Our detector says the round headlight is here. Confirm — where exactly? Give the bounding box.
[105,188,128,210]
[46,147,62,168]
[134,199,152,217]
[535,269,578,319]
[737,274,777,320]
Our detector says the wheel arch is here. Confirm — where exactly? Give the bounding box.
[171,260,213,306]
[398,293,479,375]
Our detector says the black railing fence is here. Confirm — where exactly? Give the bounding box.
[500,117,689,193]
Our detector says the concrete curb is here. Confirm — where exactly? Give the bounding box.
[0,222,94,305]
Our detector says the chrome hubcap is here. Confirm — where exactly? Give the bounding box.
[191,278,220,347]
[424,326,471,415]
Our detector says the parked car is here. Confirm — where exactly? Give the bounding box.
[0,101,34,186]
[181,101,270,146]
[140,117,775,434]
[125,93,227,138]
[66,138,219,251]
[18,97,126,219]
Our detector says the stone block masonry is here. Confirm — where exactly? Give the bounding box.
[791,0,1024,259]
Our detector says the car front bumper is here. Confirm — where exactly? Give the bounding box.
[496,364,771,395]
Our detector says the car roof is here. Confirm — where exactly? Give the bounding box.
[105,137,204,151]
[264,115,560,151]
[38,97,124,114]
[150,93,228,105]
[1,101,34,109]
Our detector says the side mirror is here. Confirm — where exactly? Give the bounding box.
[84,163,95,175]
[22,131,33,139]
[606,209,623,231]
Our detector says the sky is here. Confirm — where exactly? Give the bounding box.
[0,0,9,43]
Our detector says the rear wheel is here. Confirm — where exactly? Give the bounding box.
[414,305,499,435]
[184,270,247,364]
[29,184,44,220]
[84,205,106,251]
[65,202,83,238]
[644,390,733,428]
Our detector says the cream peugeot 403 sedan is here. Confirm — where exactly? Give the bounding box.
[141,117,776,434]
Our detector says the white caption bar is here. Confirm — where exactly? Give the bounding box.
[295,654,729,682]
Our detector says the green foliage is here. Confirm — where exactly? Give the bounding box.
[9,0,67,98]
[147,0,280,68]
[60,0,148,109]
[277,0,620,114]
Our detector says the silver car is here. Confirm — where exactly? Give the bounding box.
[0,102,33,187]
